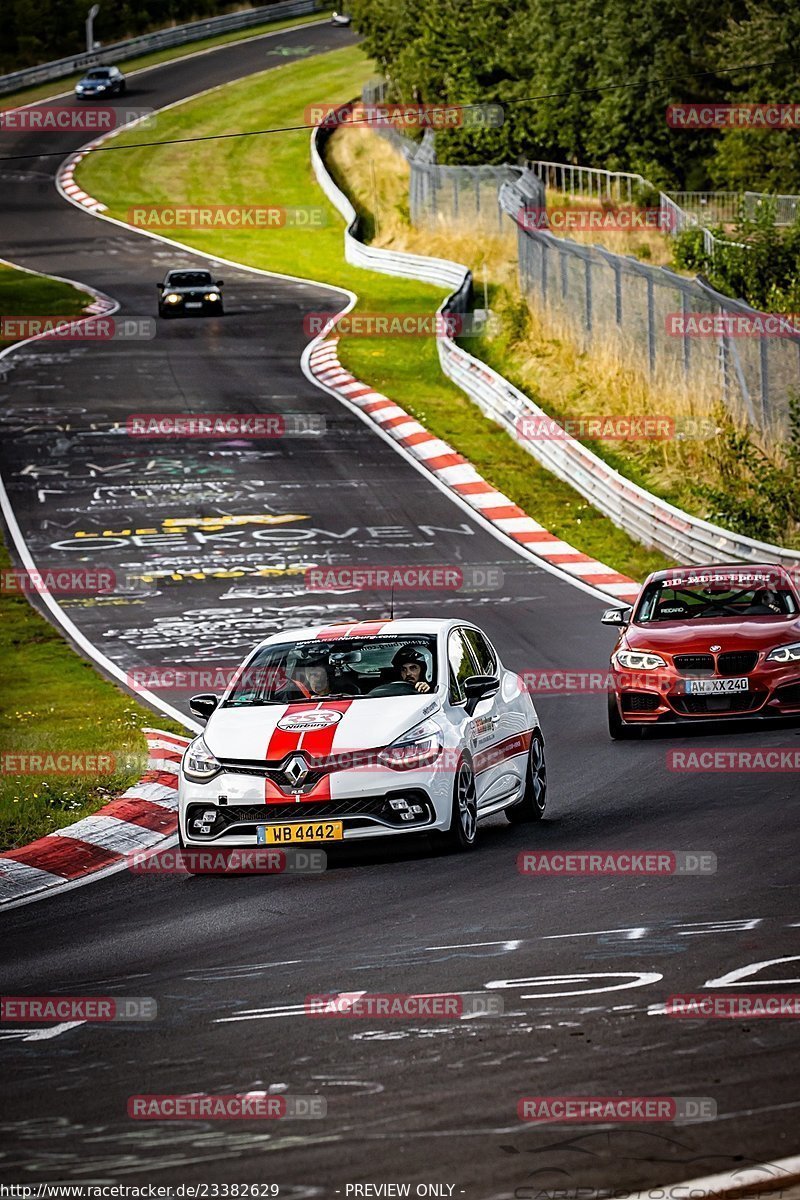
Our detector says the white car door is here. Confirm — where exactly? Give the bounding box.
[446,627,504,807]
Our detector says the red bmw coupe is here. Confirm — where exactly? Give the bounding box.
[602,563,800,738]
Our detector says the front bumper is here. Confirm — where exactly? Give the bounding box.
[610,663,800,724]
[179,765,452,846]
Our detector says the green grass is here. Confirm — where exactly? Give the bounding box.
[0,262,186,850]
[0,538,187,850]
[0,264,88,348]
[2,10,334,109]
[76,43,669,582]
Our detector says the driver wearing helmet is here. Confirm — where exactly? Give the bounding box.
[293,651,357,698]
[392,647,431,694]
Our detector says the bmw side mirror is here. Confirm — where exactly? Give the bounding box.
[216,279,224,287]
[601,607,632,627]
[464,674,499,716]
[189,693,219,721]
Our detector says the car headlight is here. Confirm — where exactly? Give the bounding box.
[204,292,220,301]
[613,649,668,671]
[766,642,800,664]
[377,718,443,771]
[164,293,181,304]
[183,736,222,782]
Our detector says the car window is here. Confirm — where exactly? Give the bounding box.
[448,629,478,704]
[166,271,214,287]
[463,627,497,676]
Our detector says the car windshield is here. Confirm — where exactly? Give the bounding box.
[636,573,797,622]
[85,70,111,79]
[166,272,214,287]
[223,635,439,706]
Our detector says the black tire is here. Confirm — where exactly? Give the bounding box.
[506,730,547,823]
[607,692,641,740]
[118,81,126,94]
[158,307,173,319]
[435,758,478,853]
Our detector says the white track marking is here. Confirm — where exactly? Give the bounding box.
[486,971,663,999]
[705,954,800,988]
[425,940,521,951]
[22,1021,86,1041]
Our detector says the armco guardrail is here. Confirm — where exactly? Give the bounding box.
[0,0,322,97]
[310,113,800,573]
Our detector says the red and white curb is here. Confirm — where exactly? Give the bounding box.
[308,338,641,604]
[58,148,106,213]
[0,729,190,908]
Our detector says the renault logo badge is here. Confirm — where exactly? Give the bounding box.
[283,755,309,787]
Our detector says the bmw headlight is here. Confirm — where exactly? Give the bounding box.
[613,649,668,671]
[183,736,222,782]
[165,292,181,304]
[204,292,220,301]
[766,642,800,664]
[377,718,443,771]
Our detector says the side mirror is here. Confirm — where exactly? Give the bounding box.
[189,693,219,721]
[216,279,224,287]
[464,674,499,716]
[601,606,632,627]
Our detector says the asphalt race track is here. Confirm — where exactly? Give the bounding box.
[0,20,799,1195]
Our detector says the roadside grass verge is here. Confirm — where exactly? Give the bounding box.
[0,262,186,850]
[75,44,669,580]
[0,263,88,348]
[1,11,334,109]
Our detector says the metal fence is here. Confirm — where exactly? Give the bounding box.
[525,159,747,259]
[0,0,323,96]
[409,134,525,233]
[500,171,800,440]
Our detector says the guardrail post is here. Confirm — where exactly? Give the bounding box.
[647,276,655,374]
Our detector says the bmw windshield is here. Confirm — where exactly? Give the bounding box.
[636,572,797,622]
[223,635,439,706]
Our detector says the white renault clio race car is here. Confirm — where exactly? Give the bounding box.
[178,618,546,856]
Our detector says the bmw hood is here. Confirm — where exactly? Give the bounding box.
[201,697,439,761]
